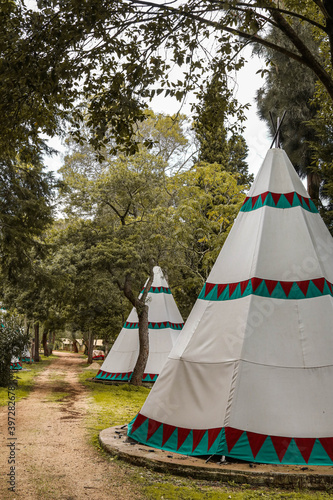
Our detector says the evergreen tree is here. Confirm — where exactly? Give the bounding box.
[193,74,253,186]
[255,24,322,201]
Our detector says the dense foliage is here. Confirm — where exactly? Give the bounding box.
[0,315,29,387]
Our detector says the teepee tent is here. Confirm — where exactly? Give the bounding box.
[128,148,333,466]
[96,266,184,383]
[21,346,32,363]
[10,356,22,370]
[92,350,105,360]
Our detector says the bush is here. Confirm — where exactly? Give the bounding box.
[0,316,29,387]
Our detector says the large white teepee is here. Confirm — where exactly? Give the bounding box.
[128,148,333,466]
[95,266,184,383]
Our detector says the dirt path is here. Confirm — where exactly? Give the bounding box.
[0,352,140,500]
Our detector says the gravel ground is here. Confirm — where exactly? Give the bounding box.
[0,352,142,500]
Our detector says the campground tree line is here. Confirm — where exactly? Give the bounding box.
[1,0,333,386]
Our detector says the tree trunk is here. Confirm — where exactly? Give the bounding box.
[72,340,78,353]
[87,332,94,364]
[48,331,54,355]
[33,322,40,362]
[42,329,49,356]
[130,303,149,386]
[307,171,321,205]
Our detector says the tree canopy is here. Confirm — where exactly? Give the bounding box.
[2,1,333,158]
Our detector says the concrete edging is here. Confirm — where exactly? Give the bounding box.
[99,426,333,491]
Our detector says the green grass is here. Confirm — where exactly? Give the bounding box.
[79,369,150,446]
[0,355,54,406]
[142,481,333,500]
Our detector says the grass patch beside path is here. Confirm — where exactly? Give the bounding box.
[79,369,149,446]
[0,355,55,406]
[142,481,333,500]
[79,370,332,500]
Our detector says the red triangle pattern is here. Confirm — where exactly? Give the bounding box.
[270,436,292,462]
[251,277,262,292]
[296,280,310,296]
[296,192,303,204]
[162,424,177,446]
[303,197,311,209]
[131,413,148,434]
[294,438,316,463]
[261,191,269,203]
[177,427,191,450]
[280,281,293,297]
[204,283,215,297]
[246,431,268,459]
[252,194,260,208]
[192,429,206,452]
[240,279,250,295]
[147,418,162,441]
[312,277,325,293]
[224,427,244,452]
[265,279,278,295]
[271,192,281,206]
[284,192,294,206]
[228,282,238,298]
[319,438,333,461]
[217,283,228,298]
[204,277,333,300]
[208,428,222,451]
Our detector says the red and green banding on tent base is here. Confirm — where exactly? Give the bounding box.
[95,371,158,382]
[241,191,318,213]
[199,277,333,301]
[10,362,22,370]
[123,321,184,330]
[128,413,333,466]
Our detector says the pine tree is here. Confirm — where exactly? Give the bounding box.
[193,74,252,186]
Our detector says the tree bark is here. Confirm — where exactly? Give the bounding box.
[33,322,40,362]
[72,340,78,353]
[42,329,49,356]
[120,266,154,386]
[87,332,94,364]
[307,170,321,204]
[130,303,150,386]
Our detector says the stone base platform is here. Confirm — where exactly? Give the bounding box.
[99,426,333,491]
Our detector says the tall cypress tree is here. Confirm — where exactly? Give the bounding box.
[193,74,252,186]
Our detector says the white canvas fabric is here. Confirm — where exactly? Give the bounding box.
[128,149,333,466]
[96,266,184,382]
[22,347,30,358]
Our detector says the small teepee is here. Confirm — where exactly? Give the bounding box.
[10,356,22,371]
[128,148,333,466]
[92,350,105,361]
[21,346,32,363]
[96,266,184,383]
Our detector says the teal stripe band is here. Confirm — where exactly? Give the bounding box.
[241,191,318,213]
[141,286,172,294]
[199,277,333,301]
[128,414,333,465]
[123,321,184,330]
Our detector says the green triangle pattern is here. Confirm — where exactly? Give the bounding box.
[123,321,184,330]
[128,414,333,465]
[198,277,332,302]
[241,191,318,213]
